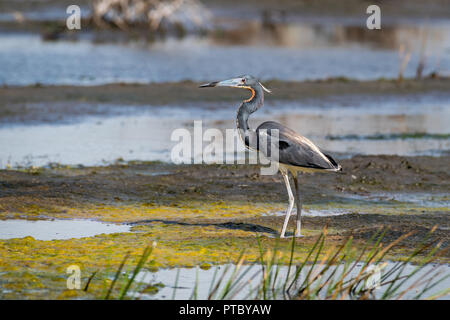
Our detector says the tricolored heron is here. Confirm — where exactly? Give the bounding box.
[200,75,341,238]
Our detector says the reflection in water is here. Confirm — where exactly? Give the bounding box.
[0,97,448,168]
[0,7,91,22]
[137,262,449,300]
[0,219,130,240]
[0,19,449,85]
[212,21,449,52]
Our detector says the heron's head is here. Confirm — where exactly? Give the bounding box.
[199,75,271,94]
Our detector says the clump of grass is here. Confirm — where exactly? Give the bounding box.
[96,227,448,300]
[247,227,449,300]
[103,242,156,300]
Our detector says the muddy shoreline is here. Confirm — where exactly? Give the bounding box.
[3,78,450,104]
[1,77,450,125]
[1,155,448,248]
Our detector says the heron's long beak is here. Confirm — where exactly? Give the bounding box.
[199,81,218,88]
[199,78,243,88]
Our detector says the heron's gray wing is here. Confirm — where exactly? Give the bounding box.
[256,121,340,170]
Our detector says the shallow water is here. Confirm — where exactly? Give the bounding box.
[1,20,449,86]
[0,6,91,22]
[346,192,450,208]
[136,262,450,300]
[0,219,130,240]
[0,95,448,168]
[265,192,448,217]
[268,208,348,217]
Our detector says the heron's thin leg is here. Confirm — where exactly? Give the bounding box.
[292,173,303,237]
[280,170,294,238]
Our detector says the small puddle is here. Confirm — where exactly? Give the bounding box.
[266,208,348,217]
[136,171,171,176]
[0,219,130,240]
[136,262,450,300]
[264,192,449,218]
[345,192,450,208]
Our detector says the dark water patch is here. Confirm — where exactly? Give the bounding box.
[0,102,148,127]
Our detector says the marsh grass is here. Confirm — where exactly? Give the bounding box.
[98,227,449,300]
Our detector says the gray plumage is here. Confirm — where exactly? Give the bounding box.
[200,75,342,238]
[256,121,340,171]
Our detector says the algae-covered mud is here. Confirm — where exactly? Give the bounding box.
[0,155,448,299]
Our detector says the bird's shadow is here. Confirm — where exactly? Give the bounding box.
[129,219,278,236]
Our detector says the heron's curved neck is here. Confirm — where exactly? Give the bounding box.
[236,86,264,133]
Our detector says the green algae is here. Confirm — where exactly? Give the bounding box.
[0,223,319,299]
[1,219,446,299]
[0,158,448,299]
